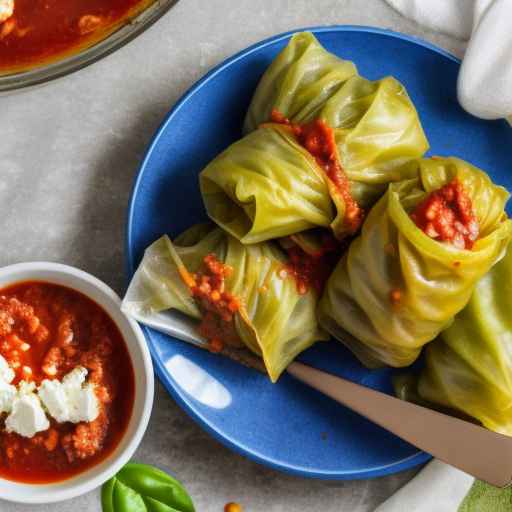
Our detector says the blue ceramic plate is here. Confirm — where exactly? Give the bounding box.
[126,26,512,479]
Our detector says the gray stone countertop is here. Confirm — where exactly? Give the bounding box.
[0,1,466,510]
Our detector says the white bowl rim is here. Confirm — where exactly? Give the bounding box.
[0,261,154,504]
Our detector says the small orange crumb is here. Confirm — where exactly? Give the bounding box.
[21,365,32,379]
[224,503,242,512]
[0,18,15,40]
[6,445,15,459]
[44,429,59,452]
[42,363,57,376]
[389,288,401,305]
[227,300,239,313]
[384,243,395,256]
[208,338,223,353]
[77,14,104,35]
[297,282,307,295]
[453,261,461,268]
[179,266,196,288]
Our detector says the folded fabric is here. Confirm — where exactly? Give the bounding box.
[375,460,473,512]
[386,0,512,120]
[375,458,512,511]
[459,480,512,511]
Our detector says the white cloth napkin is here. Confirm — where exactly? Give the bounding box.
[386,0,512,120]
[375,460,474,512]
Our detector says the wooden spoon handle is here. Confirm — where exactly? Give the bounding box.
[287,361,512,487]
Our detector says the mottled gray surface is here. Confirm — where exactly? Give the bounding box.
[0,1,465,510]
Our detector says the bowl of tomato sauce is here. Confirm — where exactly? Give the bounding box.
[0,261,154,504]
[0,0,178,93]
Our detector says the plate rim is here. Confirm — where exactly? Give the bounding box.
[125,25,462,479]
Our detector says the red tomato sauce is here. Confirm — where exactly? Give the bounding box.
[410,179,479,250]
[282,232,347,295]
[0,0,153,74]
[270,109,363,234]
[0,282,134,483]
[183,255,242,353]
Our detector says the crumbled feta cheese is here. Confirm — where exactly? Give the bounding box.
[0,379,16,414]
[0,0,14,24]
[5,381,49,438]
[0,355,16,413]
[39,366,99,424]
[71,383,99,422]
[37,379,67,422]
[0,354,14,384]
[17,380,35,394]
[63,366,87,388]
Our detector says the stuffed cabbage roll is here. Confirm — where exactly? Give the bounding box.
[243,31,358,133]
[244,32,429,210]
[122,224,328,382]
[200,122,363,243]
[318,157,512,368]
[395,243,512,435]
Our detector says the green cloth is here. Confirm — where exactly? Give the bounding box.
[459,481,512,511]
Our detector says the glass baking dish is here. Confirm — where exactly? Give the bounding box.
[0,0,178,94]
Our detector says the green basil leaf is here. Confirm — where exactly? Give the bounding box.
[101,476,116,512]
[142,496,184,512]
[113,480,147,512]
[102,462,195,512]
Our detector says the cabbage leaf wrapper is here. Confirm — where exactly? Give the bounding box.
[200,124,351,243]
[243,32,429,210]
[122,224,328,382]
[395,243,512,435]
[243,31,358,134]
[318,157,512,368]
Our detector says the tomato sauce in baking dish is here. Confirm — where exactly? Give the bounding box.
[0,0,155,74]
[0,281,134,483]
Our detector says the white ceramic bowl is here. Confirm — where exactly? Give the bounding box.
[0,262,154,504]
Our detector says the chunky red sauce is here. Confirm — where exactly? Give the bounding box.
[0,282,134,483]
[183,255,242,353]
[184,240,342,346]
[270,109,363,234]
[411,179,479,250]
[282,232,345,295]
[0,0,153,74]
